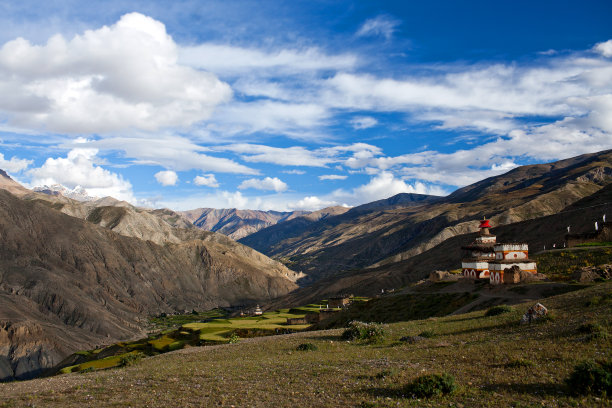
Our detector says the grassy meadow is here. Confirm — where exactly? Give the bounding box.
[2,282,610,407]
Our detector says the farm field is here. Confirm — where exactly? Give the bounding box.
[54,302,353,374]
[2,282,610,407]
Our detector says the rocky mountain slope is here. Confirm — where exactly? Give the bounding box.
[179,208,313,240]
[269,181,612,308]
[0,175,301,381]
[242,150,612,283]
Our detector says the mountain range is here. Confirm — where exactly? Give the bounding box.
[1,149,611,382]
[241,150,612,284]
[0,173,301,381]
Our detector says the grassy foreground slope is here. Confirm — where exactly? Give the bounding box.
[2,283,610,407]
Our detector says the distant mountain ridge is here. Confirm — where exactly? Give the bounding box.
[33,184,97,202]
[180,207,349,240]
[240,150,612,284]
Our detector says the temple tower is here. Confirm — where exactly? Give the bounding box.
[461,218,496,279]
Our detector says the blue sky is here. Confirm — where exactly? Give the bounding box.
[0,0,611,211]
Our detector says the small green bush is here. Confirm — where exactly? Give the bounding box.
[404,373,456,398]
[565,360,612,396]
[505,358,535,368]
[418,330,436,338]
[118,353,144,367]
[296,343,318,351]
[167,341,184,352]
[228,333,240,344]
[578,322,605,334]
[341,321,386,344]
[485,305,513,317]
[374,368,398,379]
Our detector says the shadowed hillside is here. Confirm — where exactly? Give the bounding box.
[268,180,612,308]
[0,185,300,381]
[241,150,612,284]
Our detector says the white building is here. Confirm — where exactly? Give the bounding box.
[461,219,537,284]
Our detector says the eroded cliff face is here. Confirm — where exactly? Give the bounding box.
[0,187,299,381]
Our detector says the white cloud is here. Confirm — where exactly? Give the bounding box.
[0,12,231,134]
[319,174,347,181]
[222,144,331,167]
[356,15,401,40]
[194,174,219,188]
[209,101,330,139]
[282,169,306,175]
[220,142,384,169]
[346,172,445,202]
[287,196,339,211]
[155,170,178,186]
[0,153,32,173]
[29,148,136,202]
[238,177,288,192]
[594,39,612,58]
[350,116,378,129]
[80,136,258,175]
[179,44,357,76]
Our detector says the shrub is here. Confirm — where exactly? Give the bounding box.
[565,360,612,396]
[504,358,535,368]
[374,368,398,379]
[118,353,144,367]
[404,373,456,398]
[167,341,184,352]
[296,343,318,351]
[485,305,513,317]
[341,321,386,344]
[418,330,436,338]
[228,333,240,344]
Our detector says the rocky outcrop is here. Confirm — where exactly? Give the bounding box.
[573,264,612,282]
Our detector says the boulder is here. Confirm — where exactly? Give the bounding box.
[520,303,548,324]
[572,264,612,282]
[429,270,450,282]
[503,265,522,284]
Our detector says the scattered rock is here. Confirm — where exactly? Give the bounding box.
[572,265,612,282]
[520,303,548,324]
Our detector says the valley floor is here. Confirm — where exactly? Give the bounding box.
[1,283,611,408]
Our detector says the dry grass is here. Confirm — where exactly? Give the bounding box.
[1,283,610,407]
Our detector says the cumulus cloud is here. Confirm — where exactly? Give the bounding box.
[594,39,612,57]
[350,116,378,129]
[0,12,231,134]
[282,169,306,175]
[319,174,347,180]
[344,172,445,203]
[194,174,219,188]
[0,153,32,173]
[356,15,401,40]
[238,177,288,192]
[155,170,178,186]
[29,148,136,202]
[287,196,340,211]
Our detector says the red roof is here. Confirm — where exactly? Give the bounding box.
[479,219,492,229]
